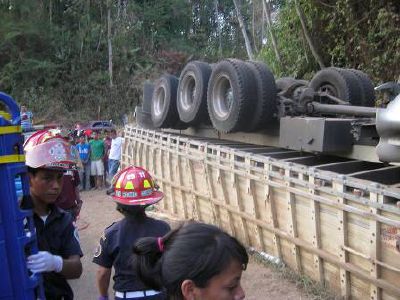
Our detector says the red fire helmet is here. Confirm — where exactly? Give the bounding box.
[112,166,164,206]
[24,129,80,170]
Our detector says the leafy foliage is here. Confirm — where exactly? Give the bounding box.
[258,0,400,82]
[0,0,398,125]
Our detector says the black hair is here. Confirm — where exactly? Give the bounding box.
[133,222,248,299]
[27,166,38,175]
[116,203,147,222]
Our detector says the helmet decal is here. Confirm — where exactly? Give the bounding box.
[125,181,134,190]
[143,179,151,188]
[48,143,67,161]
[126,173,136,180]
[141,189,153,196]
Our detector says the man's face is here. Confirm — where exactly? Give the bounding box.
[21,106,27,112]
[28,169,64,204]
[111,131,117,139]
[79,137,85,144]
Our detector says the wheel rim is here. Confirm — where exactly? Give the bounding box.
[153,87,166,118]
[212,73,233,120]
[319,83,338,97]
[181,71,196,111]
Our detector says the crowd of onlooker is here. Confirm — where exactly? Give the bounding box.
[72,129,124,192]
[19,104,124,220]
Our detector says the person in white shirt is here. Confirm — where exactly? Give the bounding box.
[107,129,124,185]
[20,105,33,132]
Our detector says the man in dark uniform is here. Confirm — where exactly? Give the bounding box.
[93,166,170,300]
[23,130,83,300]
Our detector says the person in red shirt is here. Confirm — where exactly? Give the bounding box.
[55,170,83,221]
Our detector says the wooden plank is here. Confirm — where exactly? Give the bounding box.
[166,136,177,215]
[159,145,169,212]
[230,151,250,245]
[204,155,221,227]
[308,175,324,283]
[369,191,383,300]
[175,137,189,219]
[264,161,282,259]
[186,156,200,220]
[245,156,264,250]
[216,148,236,237]
[334,181,351,299]
[285,168,302,273]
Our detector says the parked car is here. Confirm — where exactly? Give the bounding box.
[76,120,115,132]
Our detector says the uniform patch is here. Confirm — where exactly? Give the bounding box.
[94,243,102,258]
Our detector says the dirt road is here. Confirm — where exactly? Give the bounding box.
[70,190,310,299]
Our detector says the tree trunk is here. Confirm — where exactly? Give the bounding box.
[232,0,254,60]
[261,1,265,46]
[107,1,113,87]
[214,0,222,57]
[49,0,52,27]
[252,1,258,53]
[263,0,283,67]
[96,3,103,52]
[294,0,325,69]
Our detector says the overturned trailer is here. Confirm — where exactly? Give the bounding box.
[127,59,400,299]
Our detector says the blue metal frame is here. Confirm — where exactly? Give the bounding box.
[0,92,45,299]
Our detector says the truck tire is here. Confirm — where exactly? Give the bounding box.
[142,81,154,114]
[136,106,155,129]
[207,59,257,133]
[276,77,309,95]
[310,67,362,106]
[245,61,277,130]
[347,69,376,107]
[151,74,179,128]
[177,61,212,125]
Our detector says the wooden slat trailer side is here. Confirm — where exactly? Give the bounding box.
[122,126,400,300]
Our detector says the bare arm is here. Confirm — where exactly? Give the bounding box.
[60,255,82,279]
[96,266,112,296]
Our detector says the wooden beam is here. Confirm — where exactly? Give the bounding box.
[264,162,282,259]
[230,150,250,245]
[285,168,302,273]
[369,191,383,300]
[308,174,324,283]
[334,181,351,299]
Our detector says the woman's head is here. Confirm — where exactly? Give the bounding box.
[133,222,248,300]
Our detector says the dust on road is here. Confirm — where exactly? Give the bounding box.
[69,190,310,300]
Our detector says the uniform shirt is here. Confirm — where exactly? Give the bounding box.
[89,139,104,161]
[93,216,170,292]
[21,197,83,300]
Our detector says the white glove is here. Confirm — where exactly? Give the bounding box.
[27,251,63,273]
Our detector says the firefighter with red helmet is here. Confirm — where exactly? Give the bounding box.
[25,129,83,220]
[93,166,170,300]
[22,129,83,300]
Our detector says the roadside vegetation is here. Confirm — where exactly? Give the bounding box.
[0,0,398,125]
